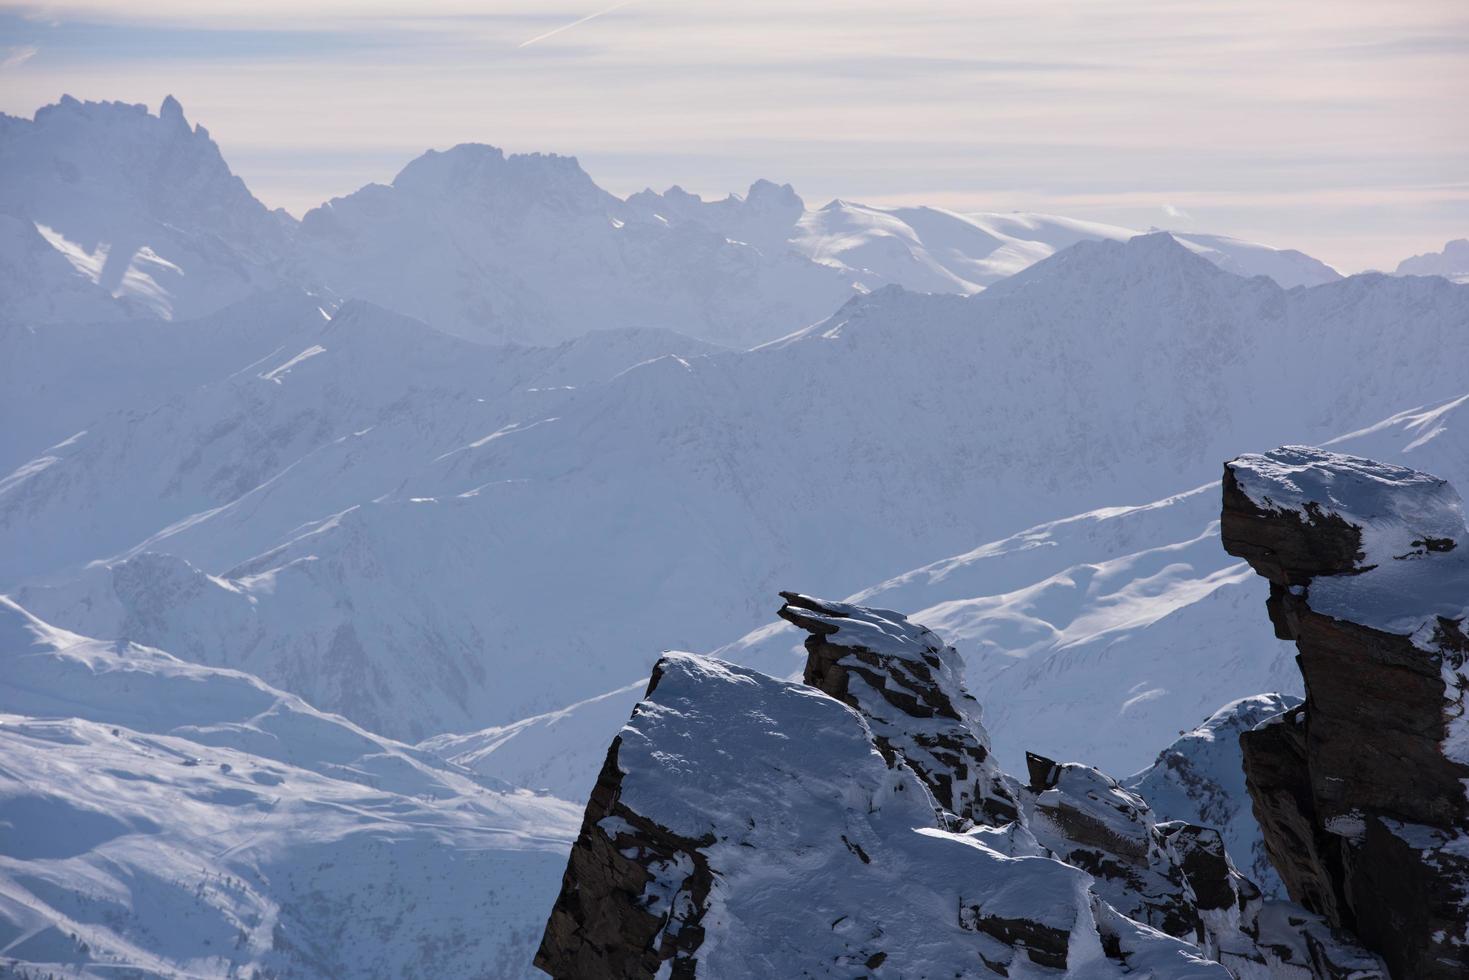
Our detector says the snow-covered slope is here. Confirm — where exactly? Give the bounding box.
[15,235,1468,756]
[0,596,579,978]
[0,296,721,589]
[630,185,1341,294]
[0,97,297,327]
[1395,238,1469,283]
[1124,694,1303,899]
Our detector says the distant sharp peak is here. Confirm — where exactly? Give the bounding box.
[28,93,209,142]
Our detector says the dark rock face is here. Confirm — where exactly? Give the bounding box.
[777,591,1020,827]
[535,668,714,980]
[1223,448,1469,979]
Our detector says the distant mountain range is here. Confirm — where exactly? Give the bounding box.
[2,95,1467,978]
[9,95,1426,349]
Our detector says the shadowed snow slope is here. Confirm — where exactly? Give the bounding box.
[12,235,1469,754]
[0,595,579,978]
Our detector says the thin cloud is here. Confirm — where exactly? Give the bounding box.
[1162,203,1190,220]
[1,45,39,69]
[519,0,638,48]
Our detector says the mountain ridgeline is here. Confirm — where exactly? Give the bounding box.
[2,94,1469,978]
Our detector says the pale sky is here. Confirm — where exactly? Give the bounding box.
[2,0,1467,272]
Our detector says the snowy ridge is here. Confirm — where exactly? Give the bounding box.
[0,96,296,327]
[1396,239,1469,283]
[0,595,580,978]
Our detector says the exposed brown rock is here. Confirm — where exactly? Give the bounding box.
[1223,452,1469,979]
[778,591,1020,827]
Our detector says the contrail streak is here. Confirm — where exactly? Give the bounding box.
[519,0,639,48]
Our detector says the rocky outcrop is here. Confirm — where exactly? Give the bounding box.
[535,722,713,977]
[534,650,1230,979]
[777,591,1019,827]
[1026,752,1209,943]
[1222,446,1469,979]
[537,591,1386,978]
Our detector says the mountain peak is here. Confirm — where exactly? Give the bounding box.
[159,93,186,128]
[390,142,610,212]
[745,177,803,211]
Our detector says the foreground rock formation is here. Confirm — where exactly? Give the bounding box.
[536,593,1383,977]
[1223,446,1469,979]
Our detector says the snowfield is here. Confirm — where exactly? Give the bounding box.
[0,597,579,978]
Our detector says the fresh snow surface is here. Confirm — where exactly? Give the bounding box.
[1230,446,1469,640]
[0,595,579,978]
[607,652,1226,978]
[1124,694,1303,898]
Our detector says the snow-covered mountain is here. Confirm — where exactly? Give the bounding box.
[12,234,1467,761]
[0,595,579,978]
[296,146,855,347]
[3,96,1345,348]
[633,187,1342,293]
[0,97,296,327]
[1395,238,1469,283]
[4,92,1465,977]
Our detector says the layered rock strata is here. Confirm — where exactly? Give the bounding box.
[1222,446,1469,979]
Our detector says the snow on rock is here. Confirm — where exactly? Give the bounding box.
[536,651,1230,979]
[0,595,581,979]
[776,591,1020,827]
[538,595,1386,978]
[1125,694,1304,898]
[1223,448,1469,978]
[1227,445,1469,641]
